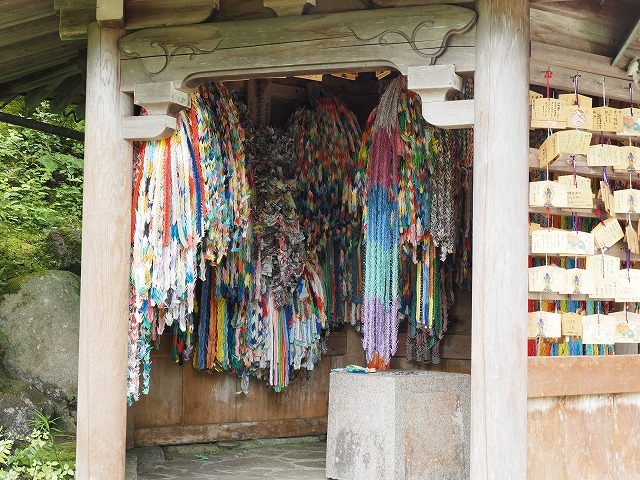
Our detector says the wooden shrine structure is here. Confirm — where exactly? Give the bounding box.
[2,0,640,478]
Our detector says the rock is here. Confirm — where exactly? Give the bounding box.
[0,270,80,433]
[0,376,73,438]
[45,228,82,275]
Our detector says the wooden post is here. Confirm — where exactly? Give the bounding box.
[472,1,529,478]
[76,23,132,480]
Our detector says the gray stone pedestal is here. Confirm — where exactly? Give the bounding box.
[325,371,470,480]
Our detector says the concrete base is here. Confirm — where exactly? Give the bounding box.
[326,371,470,480]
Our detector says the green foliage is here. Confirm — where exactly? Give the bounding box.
[0,98,84,294]
[0,412,75,479]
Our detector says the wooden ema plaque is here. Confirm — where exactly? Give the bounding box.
[540,130,592,167]
[620,108,640,137]
[557,175,593,209]
[591,106,624,133]
[528,311,562,339]
[531,97,566,129]
[529,180,568,207]
[612,146,640,172]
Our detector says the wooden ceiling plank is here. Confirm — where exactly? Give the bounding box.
[530,7,640,58]
[0,34,83,66]
[1,62,82,94]
[0,6,55,29]
[0,45,81,79]
[612,17,640,68]
[0,15,60,48]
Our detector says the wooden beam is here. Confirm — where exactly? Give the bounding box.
[119,5,477,93]
[50,74,85,113]
[125,0,220,30]
[472,0,529,479]
[530,61,639,103]
[97,0,125,28]
[531,42,630,81]
[134,417,327,446]
[58,6,96,40]
[75,23,131,480]
[612,18,640,68]
[24,78,66,110]
[528,356,640,397]
[0,112,84,142]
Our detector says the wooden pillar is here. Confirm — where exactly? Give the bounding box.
[471,1,529,478]
[76,23,132,480]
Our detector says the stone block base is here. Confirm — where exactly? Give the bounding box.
[326,370,470,480]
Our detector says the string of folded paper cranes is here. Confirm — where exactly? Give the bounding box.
[127,78,474,402]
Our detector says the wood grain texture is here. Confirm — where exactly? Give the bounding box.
[563,395,615,477]
[131,356,183,427]
[527,393,640,479]
[182,367,237,425]
[527,397,565,480]
[234,375,271,423]
[119,5,477,93]
[530,4,640,58]
[134,417,328,446]
[75,24,131,480]
[612,393,640,478]
[296,360,330,418]
[472,1,529,478]
[528,356,640,398]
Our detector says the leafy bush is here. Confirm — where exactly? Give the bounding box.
[0,412,75,479]
[0,99,84,294]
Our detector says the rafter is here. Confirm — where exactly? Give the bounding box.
[612,17,640,67]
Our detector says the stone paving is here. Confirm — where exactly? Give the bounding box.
[133,438,329,480]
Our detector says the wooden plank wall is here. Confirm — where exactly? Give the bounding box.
[527,393,640,479]
[133,289,472,446]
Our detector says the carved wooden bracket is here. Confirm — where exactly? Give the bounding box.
[123,81,191,141]
[119,5,477,140]
[263,0,315,17]
[407,64,473,129]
